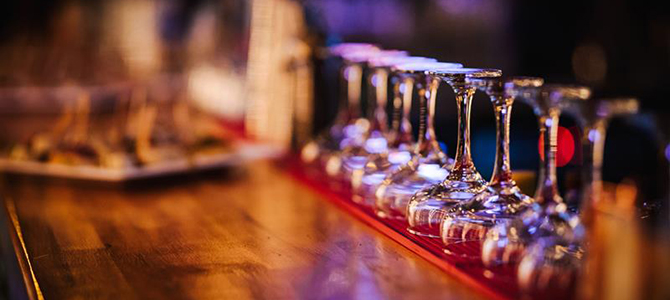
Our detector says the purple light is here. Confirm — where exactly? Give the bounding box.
[588,129,599,143]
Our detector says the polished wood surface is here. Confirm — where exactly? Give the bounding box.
[1,160,485,299]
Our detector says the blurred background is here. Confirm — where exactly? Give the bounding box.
[0,1,669,298]
[0,0,668,228]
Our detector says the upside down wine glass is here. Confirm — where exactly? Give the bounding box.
[301,43,379,170]
[440,77,544,257]
[350,56,439,204]
[328,50,410,182]
[516,98,639,298]
[373,62,461,218]
[481,84,591,267]
[407,68,503,238]
[569,98,640,219]
[351,60,462,205]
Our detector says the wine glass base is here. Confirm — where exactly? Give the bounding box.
[441,213,500,261]
[340,154,367,182]
[407,180,485,237]
[441,214,497,243]
[481,235,526,267]
[459,184,533,217]
[351,150,411,206]
[373,157,449,219]
[352,171,387,206]
[517,239,582,299]
[375,183,424,220]
[441,186,533,247]
[480,203,584,267]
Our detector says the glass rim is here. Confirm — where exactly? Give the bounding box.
[392,62,463,74]
[505,76,544,88]
[542,84,591,101]
[596,98,639,116]
[328,43,379,56]
[369,56,437,68]
[428,68,502,78]
[342,49,406,64]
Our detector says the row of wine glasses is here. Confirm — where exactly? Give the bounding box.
[300,43,639,296]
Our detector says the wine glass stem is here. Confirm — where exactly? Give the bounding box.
[368,68,389,132]
[536,109,561,204]
[582,119,608,206]
[401,78,413,139]
[390,76,402,134]
[414,76,440,156]
[345,64,362,120]
[451,85,477,172]
[390,76,413,146]
[490,96,514,186]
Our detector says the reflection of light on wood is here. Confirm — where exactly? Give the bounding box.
[245,0,311,149]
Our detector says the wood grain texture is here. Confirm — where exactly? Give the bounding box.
[1,161,485,300]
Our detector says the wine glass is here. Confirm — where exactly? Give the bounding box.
[323,50,410,182]
[351,59,461,206]
[337,61,462,188]
[480,84,591,267]
[371,56,437,150]
[439,77,544,257]
[568,98,640,218]
[300,43,379,170]
[406,68,502,238]
[516,98,638,298]
[373,61,461,219]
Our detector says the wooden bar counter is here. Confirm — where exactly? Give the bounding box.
[0,160,485,299]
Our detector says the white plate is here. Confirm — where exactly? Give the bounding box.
[0,143,283,182]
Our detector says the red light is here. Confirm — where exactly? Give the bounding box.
[538,126,575,167]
